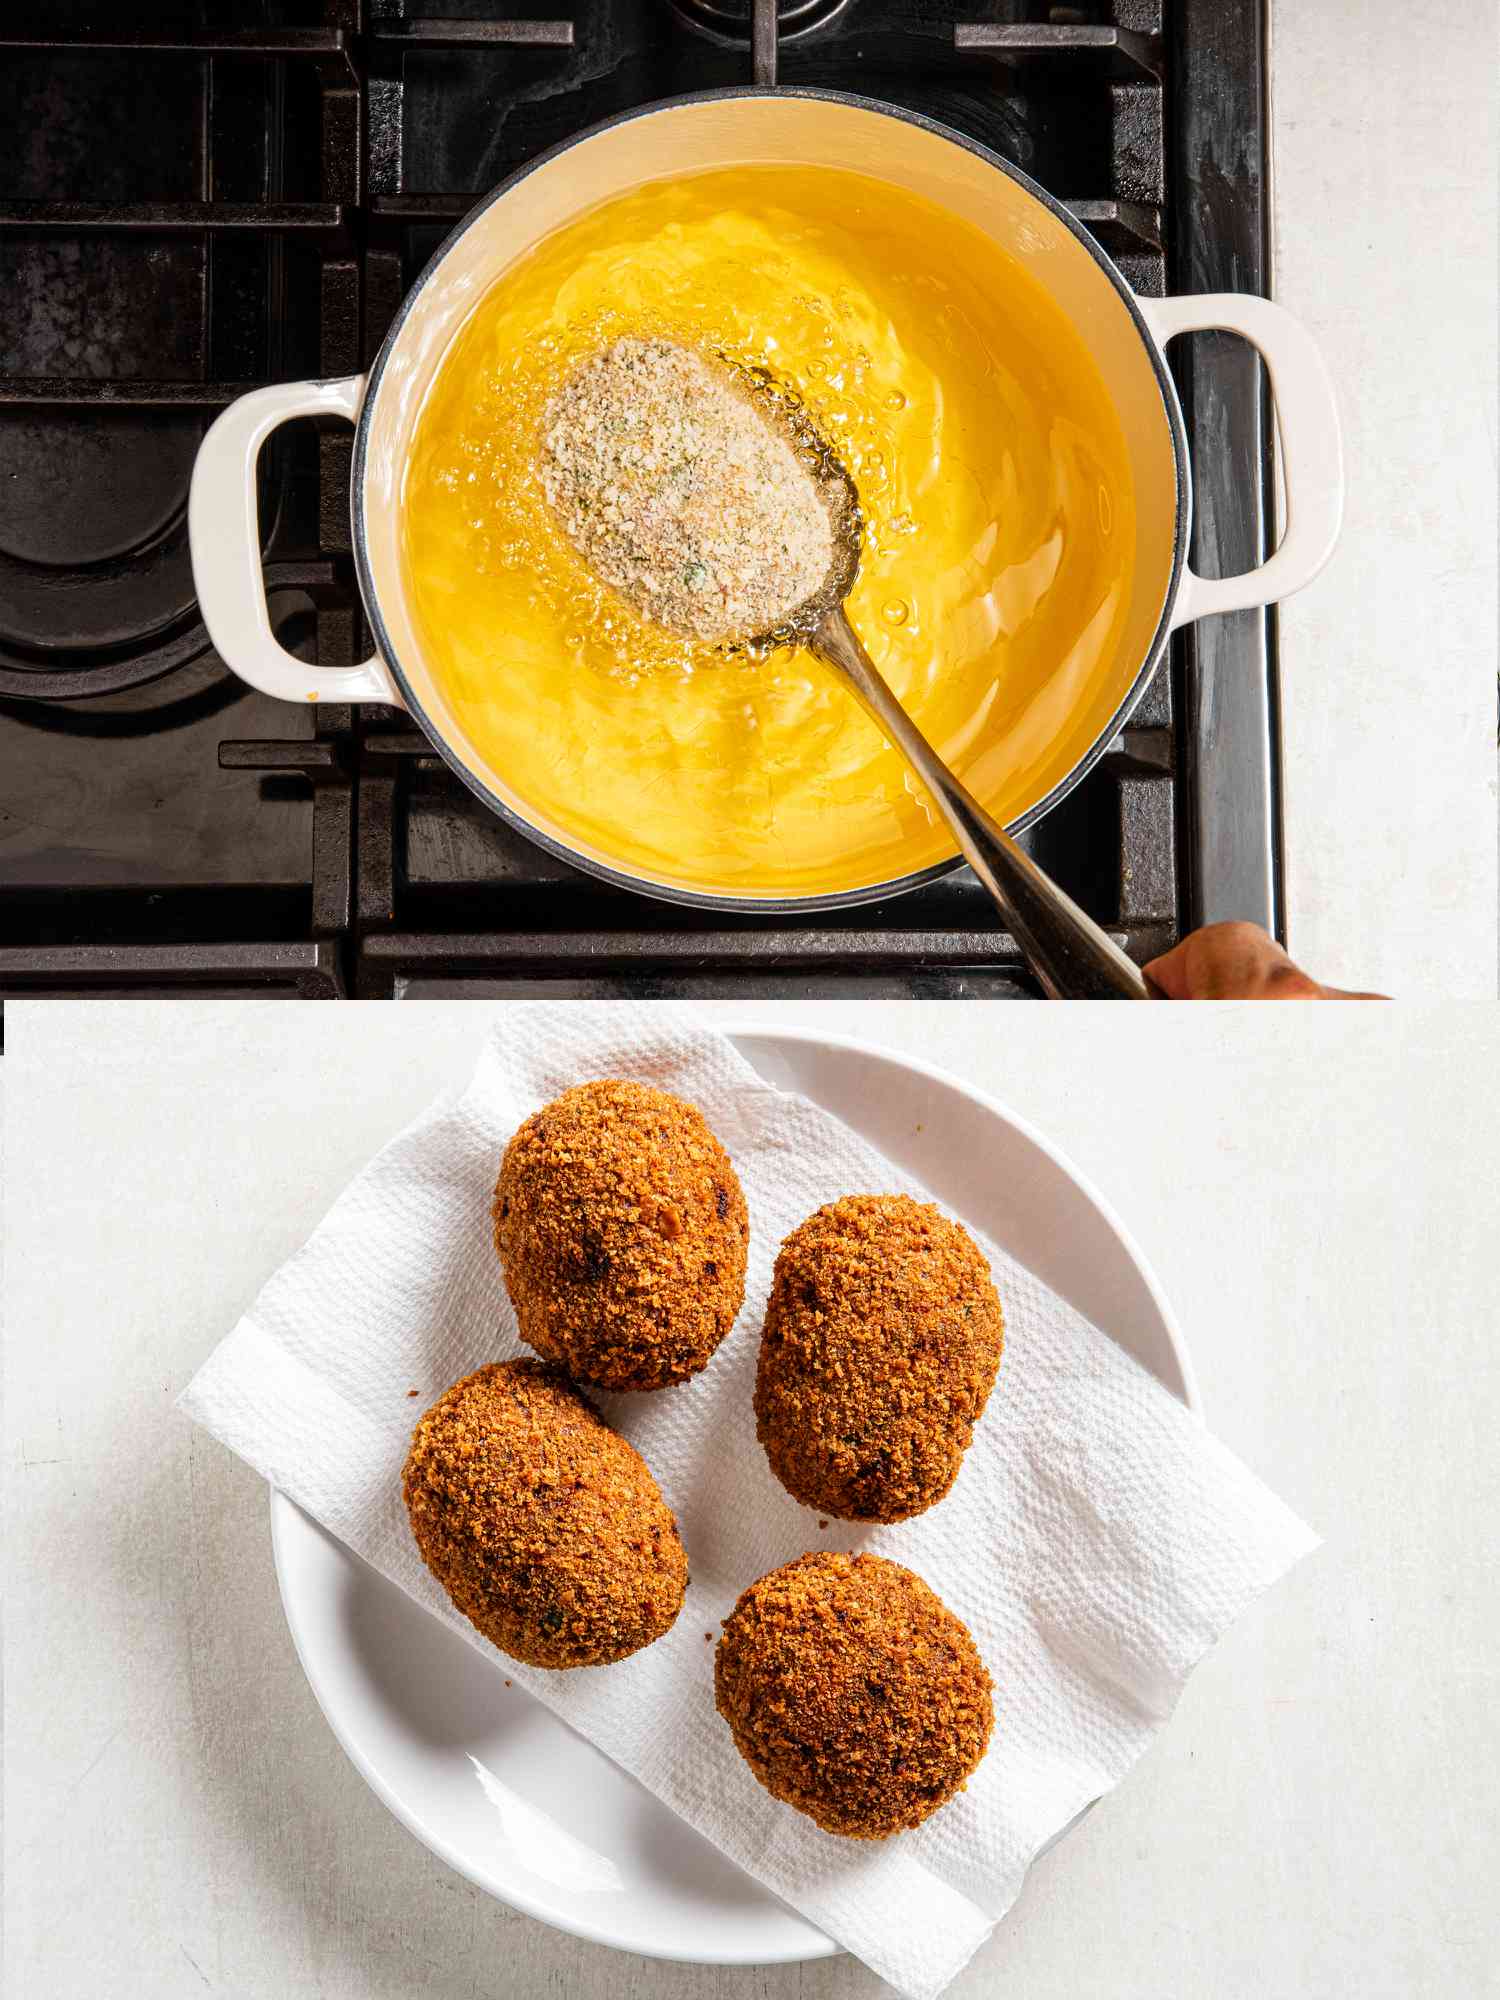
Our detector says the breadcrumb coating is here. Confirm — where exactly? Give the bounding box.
[755,1194,1003,1522]
[495,1080,749,1392]
[715,1551,994,1838]
[402,1359,687,1668]
[539,337,836,645]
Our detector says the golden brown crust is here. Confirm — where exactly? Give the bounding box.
[755,1194,1003,1522]
[402,1358,687,1668]
[494,1080,749,1393]
[714,1551,994,1838]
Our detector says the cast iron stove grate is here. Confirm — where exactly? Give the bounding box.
[0,0,1280,1000]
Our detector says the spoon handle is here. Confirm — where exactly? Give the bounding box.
[811,609,1150,1000]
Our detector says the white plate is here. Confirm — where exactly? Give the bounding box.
[271,1026,1198,1967]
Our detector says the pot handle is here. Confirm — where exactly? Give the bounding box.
[188,375,402,705]
[1140,294,1344,630]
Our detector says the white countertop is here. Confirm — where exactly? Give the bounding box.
[5,999,1496,1998]
[1271,0,1497,995]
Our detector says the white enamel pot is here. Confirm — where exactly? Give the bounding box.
[189,89,1344,914]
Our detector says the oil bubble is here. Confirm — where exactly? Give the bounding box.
[882,600,910,627]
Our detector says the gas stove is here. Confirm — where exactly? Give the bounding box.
[0,1,1279,998]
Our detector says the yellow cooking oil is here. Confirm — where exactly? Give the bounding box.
[401,163,1136,897]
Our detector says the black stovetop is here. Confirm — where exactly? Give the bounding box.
[0,0,1281,999]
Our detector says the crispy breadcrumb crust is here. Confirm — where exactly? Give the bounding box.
[402,1359,687,1668]
[714,1550,994,1838]
[494,1080,749,1393]
[755,1194,1003,1522]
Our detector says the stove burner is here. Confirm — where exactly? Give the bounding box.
[671,0,851,51]
[0,404,211,693]
[0,27,326,702]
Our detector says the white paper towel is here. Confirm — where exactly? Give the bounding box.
[179,1005,1318,1998]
